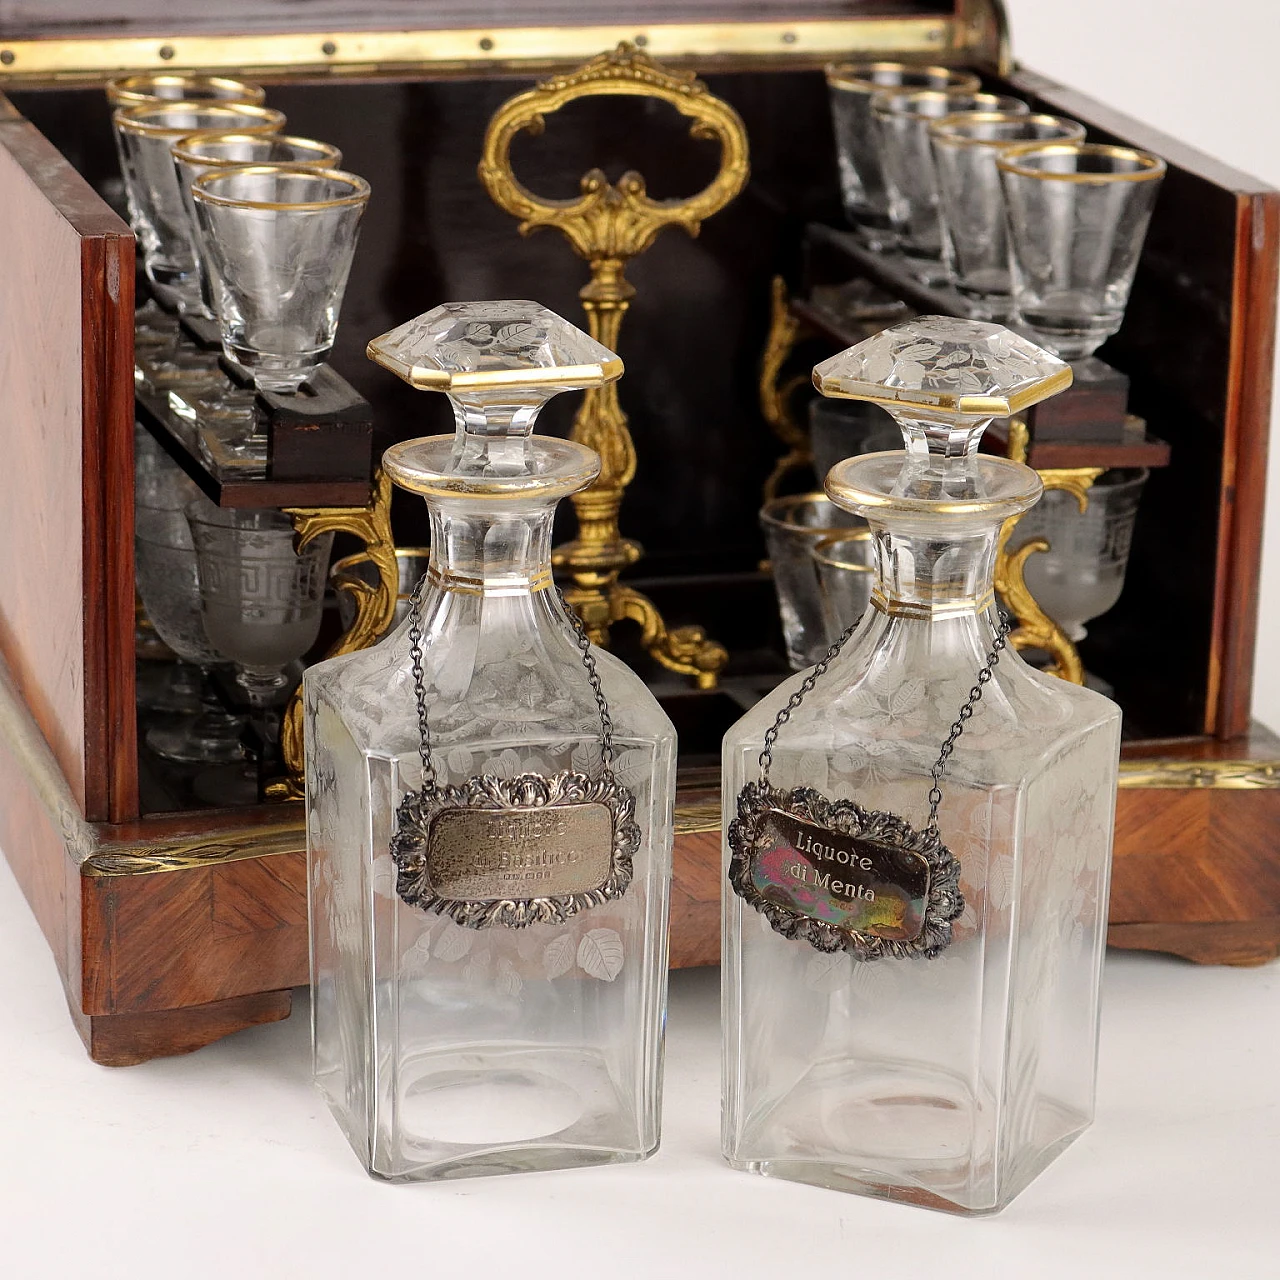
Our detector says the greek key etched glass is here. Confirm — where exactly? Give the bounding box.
[722,317,1121,1215]
[305,302,675,1181]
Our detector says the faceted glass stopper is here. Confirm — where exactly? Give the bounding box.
[367,299,623,394]
[372,301,616,486]
[812,315,1071,458]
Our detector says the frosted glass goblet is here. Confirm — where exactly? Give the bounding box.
[187,506,334,706]
[1013,467,1149,640]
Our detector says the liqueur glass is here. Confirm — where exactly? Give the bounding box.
[723,316,1121,1215]
[191,166,370,391]
[172,132,343,325]
[187,507,333,706]
[760,494,862,670]
[929,113,1087,320]
[999,143,1166,358]
[331,547,431,632]
[811,532,875,639]
[305,301,675,1182]
[107,73,266,109]
[825,63,980,251]
[809,396,899,482]
[873,89,1029,284]
[134,505,248,764]
[112,102,285,313]
[1012,467,1149,641]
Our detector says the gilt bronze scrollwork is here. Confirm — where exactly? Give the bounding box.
[479,42,748,688]
[269,468,399,799]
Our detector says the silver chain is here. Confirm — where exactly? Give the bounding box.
[406,576,616,793]
[759,610,1012,834]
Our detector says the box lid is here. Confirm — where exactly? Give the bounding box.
[0,0,1006,84]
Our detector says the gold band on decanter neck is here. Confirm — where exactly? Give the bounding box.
[871,587,996,620]
[426,564,554,597]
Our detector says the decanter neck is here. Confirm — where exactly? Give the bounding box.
[868,517,1000,617]
[424,496,556,597]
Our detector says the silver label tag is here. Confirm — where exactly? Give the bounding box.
[391,770,639,929]
[728,782,963,960]
[425,804,614,902]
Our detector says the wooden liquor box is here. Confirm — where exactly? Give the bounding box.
[0,1,1276,1065]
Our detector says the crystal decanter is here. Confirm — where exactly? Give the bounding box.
[305,301,676,1182]
[721,316,1121,1215]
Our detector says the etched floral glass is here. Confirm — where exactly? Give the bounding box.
[999,144,1166,358]
[112,101,285,313]
[760,494,861,669]
[872,90,1029,284]
[825,63,980,251]
[305,301,675,1182]
[722,317,1121,1215]
[929,113,1087,321]
[191,166,370,391]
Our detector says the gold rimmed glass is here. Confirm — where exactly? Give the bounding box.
[872,89,1029,284]
[112,102,285,313]
[811,531,875,640]
[191,165,371,392]
[998,143,1166,358]
[760,493,865,669]
[825,62,981,251]
[172,133,344,401]
[929,113,1087,320]
[107,73,266,109]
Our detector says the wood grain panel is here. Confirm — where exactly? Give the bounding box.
[81,850,308,1015]
[68,989,293,1068]
[0,109,135,822]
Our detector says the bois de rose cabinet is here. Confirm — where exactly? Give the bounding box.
[0,0,1276,1064]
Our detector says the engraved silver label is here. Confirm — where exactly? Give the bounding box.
[728,782,964,960]
[391,770,639,929]
[425,803,614,902]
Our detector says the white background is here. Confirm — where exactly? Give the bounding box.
[1004,0,1280,728]
[2,5,1279,1278]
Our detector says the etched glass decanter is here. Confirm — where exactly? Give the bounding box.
[305,301,676,1182]
[721,317,1121,1215]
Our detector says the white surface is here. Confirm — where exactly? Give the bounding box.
[1004,0,1280,731]
[0,848,1277,1280]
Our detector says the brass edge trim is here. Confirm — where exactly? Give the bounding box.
[815,364,1074,416]
[112,102,285,135]
[1117,759,1280,790]
[83,819,306,877]
[0,19,954,82]
[191,164,370,209]
[172,132,342,167]
[872,587,995,619]
[996,143,1167,183]
[674,796,722,835]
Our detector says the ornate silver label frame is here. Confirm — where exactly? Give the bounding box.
[391,770,640,929]
[727,782,964,960]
